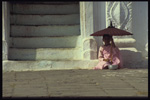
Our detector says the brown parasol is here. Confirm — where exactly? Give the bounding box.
[90,21,133,36]
[90,21,133,63]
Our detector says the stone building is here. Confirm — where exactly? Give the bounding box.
[2,1,148,72]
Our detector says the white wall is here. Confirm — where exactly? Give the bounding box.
[93,1,148,58]
[132,2,148,57]
[2,2,10,60]
[93,2,106,57]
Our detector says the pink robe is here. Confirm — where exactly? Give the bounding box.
[94,45,123,70]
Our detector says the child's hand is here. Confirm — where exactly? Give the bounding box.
[103,59,113,64]
[103,59,109,62]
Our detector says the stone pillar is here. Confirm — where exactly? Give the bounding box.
[80,2,97,60]
[2,2,10,60]
[106,2,143,68]
[83,38,97,60]
[106,2,135,42]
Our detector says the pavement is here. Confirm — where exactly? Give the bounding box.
[2,68,149,98]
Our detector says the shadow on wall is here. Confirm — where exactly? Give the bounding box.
[8,48,37,61]
[132,2,148,57]
[8,36,80,61]
[93,36,103,59]
[120,50,148,69]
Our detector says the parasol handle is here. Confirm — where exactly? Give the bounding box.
[110,42,113,63]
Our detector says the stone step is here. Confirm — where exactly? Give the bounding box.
[3,60,98,72]
[10,2,78,5]
[10,3,79,14]
[9,48,82,60]
[10,14,80,25]
[11,25,80,37]
[10,36,82,48]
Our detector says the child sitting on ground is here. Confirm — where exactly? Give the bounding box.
[93,34,123,70]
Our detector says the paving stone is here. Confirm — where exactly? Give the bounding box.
[104,89,138,96]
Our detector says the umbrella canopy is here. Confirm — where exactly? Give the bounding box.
[90,21,133,36]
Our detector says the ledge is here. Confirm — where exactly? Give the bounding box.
[114,38,136,47]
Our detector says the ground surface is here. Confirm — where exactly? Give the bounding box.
[2,68,148,98]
